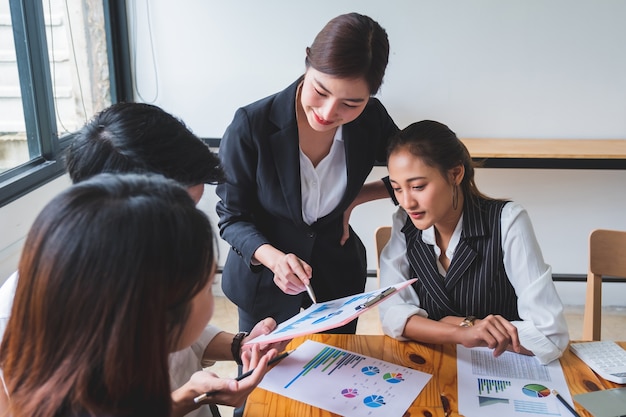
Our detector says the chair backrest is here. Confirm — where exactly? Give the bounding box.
[582,229,626,341]
[374,226,392,283]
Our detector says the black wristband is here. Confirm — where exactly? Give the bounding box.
[231,331,248,365]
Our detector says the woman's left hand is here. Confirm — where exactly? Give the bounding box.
[241,317,291,356]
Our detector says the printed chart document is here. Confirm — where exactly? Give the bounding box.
[258,339,432,417]
[245,279,417,345]
[457,345,575,417]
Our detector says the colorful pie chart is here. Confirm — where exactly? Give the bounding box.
[363,394,386,408]
[383,372,404,383]
[361,366,380,376]
[341,388,358,398]
[522,383,551,398]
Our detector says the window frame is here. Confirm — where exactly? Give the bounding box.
[0,0,132,207]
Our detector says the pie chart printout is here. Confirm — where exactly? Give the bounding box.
[361,366,380,376]
[341,388,358,398]
[383,372,404,383]
[257,340,432,417]
[522,384,551,398]
[363,395,386,408]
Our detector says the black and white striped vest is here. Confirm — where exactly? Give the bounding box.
[401,198,521,321]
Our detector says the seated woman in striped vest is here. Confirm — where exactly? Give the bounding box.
[378,120,569,364]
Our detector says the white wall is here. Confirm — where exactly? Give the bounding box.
[129,1,626,306]
[0,176,72,280]
[129,0,626,139]
[2,1,625,307]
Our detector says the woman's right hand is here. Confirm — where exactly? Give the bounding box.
[172,345,278,416]
[458,314,521,357]
[253,244,313,295]
[271,253,313,295]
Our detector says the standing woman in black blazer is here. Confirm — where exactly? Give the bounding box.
[216,13,399,334]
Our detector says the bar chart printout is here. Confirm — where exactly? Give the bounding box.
[457,345,575,417]
[258,340,432,417]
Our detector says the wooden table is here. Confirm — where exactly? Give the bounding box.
[244,334,625,417]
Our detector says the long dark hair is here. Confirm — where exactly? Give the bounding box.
[387,120,493,203]
[0,173,216,417]
[65,102,224,186]
[305,13,390,94]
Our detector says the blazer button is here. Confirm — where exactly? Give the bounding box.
[307,232,316,238]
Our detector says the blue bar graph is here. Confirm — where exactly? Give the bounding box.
[285,346,366,388]
[477,378,512,394]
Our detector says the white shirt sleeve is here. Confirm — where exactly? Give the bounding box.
[378,203,570,365]
[0,271,18,342]
[378,208,428,340]
[168,324,223,416]
[502,202,570,364]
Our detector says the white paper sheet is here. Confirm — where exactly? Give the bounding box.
[258,340,432,417]
[245,279,417,345]
[457,345,576,417]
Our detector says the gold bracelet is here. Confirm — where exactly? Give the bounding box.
[459,315,476,327]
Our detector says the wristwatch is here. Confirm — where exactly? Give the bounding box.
[459,315,476,328]
[231,331,248,365]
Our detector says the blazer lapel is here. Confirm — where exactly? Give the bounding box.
[444,239,478,290]
[403,219,460,316]
[341,120,368,208]
[268,78,305,227]
[444,200,488,290]
[315,109,370,226]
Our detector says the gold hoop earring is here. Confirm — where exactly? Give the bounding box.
[452,184,459,210]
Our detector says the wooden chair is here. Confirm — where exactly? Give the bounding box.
[582,229,626,341]
[374,226,392,284]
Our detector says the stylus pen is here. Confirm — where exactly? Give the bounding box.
[193,350,294,404]
[305,283,317,304]
[552,390,581,417]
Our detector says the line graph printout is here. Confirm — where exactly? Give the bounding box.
[457,345,574,417]
[258,340,432,417]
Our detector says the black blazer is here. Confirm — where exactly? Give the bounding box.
[216,78,398,327]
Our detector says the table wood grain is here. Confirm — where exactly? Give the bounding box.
[244,335,624,417]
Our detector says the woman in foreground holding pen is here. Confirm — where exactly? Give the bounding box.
[0,102,289,417]
[378,120,569,364]
[0,174,279,417]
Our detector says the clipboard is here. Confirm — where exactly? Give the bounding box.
[244,278,417,345]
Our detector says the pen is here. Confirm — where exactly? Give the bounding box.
[305,283,317,304]
[552,389,581,417]
[440,393,451,417]
[193,349,294,404]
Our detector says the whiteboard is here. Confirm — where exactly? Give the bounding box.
[130,0,626,141]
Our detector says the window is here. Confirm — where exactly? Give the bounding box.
[0,0,112,206]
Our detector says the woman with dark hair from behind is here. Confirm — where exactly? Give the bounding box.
[0,174,278,417]
[0,102,288,417]
[64,102,224,202]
